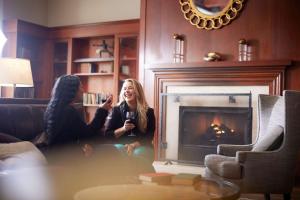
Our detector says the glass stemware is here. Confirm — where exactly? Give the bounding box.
[126,111,136,136]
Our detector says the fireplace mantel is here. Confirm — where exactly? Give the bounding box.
[146,60,291,72]
[147,60,291,159]
[147,60,291,101]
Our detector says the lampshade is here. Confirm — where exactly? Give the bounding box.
[0,58,33,87]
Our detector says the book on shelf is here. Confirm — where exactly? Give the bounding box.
[171,173,202,186]
[98,62,113,73]
[78,63,91,73]
[139,172,174,184]
[77,63,98,73]
[83,92,109,105]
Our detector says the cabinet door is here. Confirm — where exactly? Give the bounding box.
[116,35,139,95]
[53,40,68,82]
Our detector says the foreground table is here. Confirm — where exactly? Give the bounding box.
[74,178,240,200]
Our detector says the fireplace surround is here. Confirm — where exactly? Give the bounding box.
[147,60,290,165]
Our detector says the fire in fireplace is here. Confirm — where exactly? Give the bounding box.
[178,106,252,165]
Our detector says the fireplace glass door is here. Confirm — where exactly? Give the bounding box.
[158,93,252,165]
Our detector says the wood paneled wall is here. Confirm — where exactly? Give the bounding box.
[140,0,300,106]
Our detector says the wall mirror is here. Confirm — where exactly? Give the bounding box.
[179,0,245,30]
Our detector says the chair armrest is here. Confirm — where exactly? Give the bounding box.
[236,150,277,163]
[217,144,253,156]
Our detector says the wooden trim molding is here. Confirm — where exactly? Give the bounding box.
[148,60,291,157]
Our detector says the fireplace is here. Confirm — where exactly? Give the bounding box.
[150,60,289,167]
[178,106,252,165]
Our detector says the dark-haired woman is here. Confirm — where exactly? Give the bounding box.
[42,75,112,148]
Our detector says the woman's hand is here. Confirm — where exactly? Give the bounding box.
[114,119,135,138]
[100,95,113,111]
[123,119,135,132]
[125,142,140,156]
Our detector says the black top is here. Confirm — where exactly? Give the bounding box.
[105,101,155,146]
[46,105,108,145]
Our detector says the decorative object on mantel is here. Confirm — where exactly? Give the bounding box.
[238,39,254,61]
[179,0,246,30]
[203,52,222,61]
[238,39,248,61]
[173,34,185,63]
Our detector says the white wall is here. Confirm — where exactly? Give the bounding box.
[0,0,3,26]
[0,0,5,57]
[3,0,48,26]
[47,0,140,27]
[2,0,140,27]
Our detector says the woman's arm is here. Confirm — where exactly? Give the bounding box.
[105,107,124,139]
[139,108,156,146]
[105,106,135,139]
[67,106,108,139]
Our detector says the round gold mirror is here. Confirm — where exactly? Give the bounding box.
[179,0,245,30]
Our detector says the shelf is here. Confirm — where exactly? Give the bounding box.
[74,57,114,63]
[74,73,114,76]
[121,57,137,61]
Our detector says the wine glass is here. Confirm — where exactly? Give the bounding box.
[101,93,107,103]
[126,111,136,136]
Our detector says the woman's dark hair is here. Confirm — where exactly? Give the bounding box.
[44,75,80,144]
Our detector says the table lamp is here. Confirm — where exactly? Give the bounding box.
[0,58,34,97]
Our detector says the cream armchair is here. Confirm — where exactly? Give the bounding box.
[204,90,300,200]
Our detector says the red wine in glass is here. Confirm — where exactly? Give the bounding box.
[100,93,106,103]
[101,98,107,103]
[126,111,136,136]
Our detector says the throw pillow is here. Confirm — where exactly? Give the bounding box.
[252,125,284,152]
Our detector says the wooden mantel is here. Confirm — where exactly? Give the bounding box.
[146,60,291,72]
[147,60,291,95]
[147,60,291,156]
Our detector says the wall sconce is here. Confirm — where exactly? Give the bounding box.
[0,58,34,98]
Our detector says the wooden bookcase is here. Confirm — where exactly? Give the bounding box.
[2,19,139,121]
[49,20,140,121]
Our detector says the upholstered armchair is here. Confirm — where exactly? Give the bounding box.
[204,90,300,200]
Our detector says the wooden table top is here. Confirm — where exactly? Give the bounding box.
[74,179,240,200]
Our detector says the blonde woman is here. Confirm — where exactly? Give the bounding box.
[105,79,155,159]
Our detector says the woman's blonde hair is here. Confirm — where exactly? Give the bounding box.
[119,79,149,133]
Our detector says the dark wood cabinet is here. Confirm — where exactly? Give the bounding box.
[2,19,52,98]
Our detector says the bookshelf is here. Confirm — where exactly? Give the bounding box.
[49,20,139,121]
[2,19,139,121]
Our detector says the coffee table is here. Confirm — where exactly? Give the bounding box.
[74,178,240,200]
